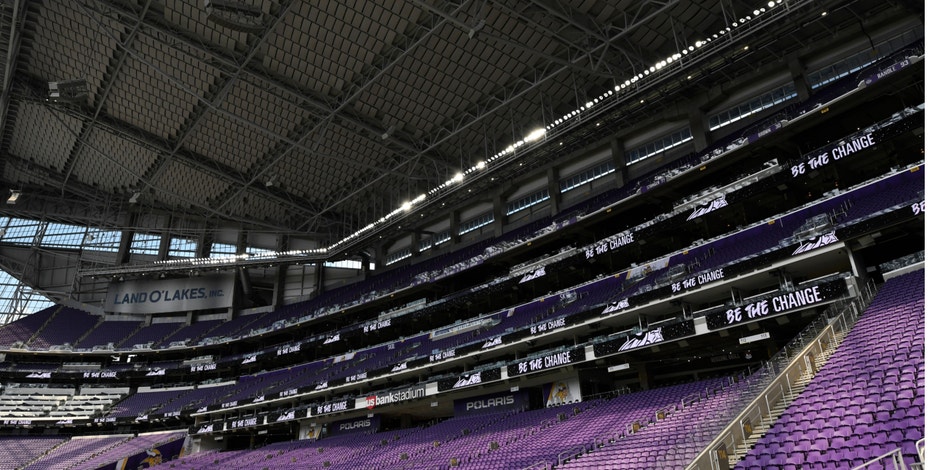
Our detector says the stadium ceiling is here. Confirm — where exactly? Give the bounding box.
[0,0,917,256]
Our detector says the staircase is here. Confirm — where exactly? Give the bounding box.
[685,292,872,470]
[728,329,848,468]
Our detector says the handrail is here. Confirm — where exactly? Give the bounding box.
[852,447,908,470]
[917,437,925,464]
[522,459,550,470]
[592,429,623,449]
[685,279,874,470]
[557,447,585,465]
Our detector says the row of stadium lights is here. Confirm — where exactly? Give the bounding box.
[152,0,788,271]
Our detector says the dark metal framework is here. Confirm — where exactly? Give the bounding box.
[0,0,916,256]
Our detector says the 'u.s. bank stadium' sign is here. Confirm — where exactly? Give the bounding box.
[104,273,234,314]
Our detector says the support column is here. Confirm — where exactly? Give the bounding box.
[786,53,810,102]
[270,235,288,308]
[546,167,560,216]
[373,242,386,269]
[196,229,212,259]
[116,213,137,265]
[410,231,421,257]
[688,107,710,152]
[156,225,171,261]
[492,193,504,236]
[636,363,653,390]
[359,251,372,279]
[449,211,461,244]
[235,227,248,255]
[314,261,325,296]
[610,139,628,188]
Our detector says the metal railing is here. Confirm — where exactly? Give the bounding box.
[685,279,876,470]
[852,448,908,470]
[918,437,926,464]
[557,447,585,465]
[523,459,550,470]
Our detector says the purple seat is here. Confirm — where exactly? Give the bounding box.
[811,438,829,453]
[734,270,925,470]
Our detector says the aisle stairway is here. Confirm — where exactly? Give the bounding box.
[727,344,841,467]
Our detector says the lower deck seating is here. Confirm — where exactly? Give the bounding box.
[735,269,924,469]
[157,378,738,469]
[0,436,68,469]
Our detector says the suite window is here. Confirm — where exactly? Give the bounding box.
[458,212,494,235]
[560,161,615,193]
[506,188,550,215]
[627,128,693,164]
[385,248,412,266]
[708,84,797,131]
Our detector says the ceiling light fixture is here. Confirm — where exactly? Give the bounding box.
[524,128,546,142]
[380,125,395,140]
[303,0,789,252]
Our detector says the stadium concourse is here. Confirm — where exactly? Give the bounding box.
[0,0,924,469]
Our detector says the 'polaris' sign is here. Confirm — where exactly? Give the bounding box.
[466,395,513,411]
[329,415,381,436]
[454,390,529,416]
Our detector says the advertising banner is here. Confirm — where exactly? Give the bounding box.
[792,231,840,256]
[788,132,878,179]
[104,273,234,314]
[627,257,670,280]
[670,267,728,293]
[437,368,502,392]
[267,408,302,424]
[518,266,547,283]
[860,58,911,86]
[594,319,696,357]
[327,415,381,436]
[309,398,354,417]
[528,316,568,336]
[705,278,848,330]
[453,389,530,417]
[300,422,322,440]
[358,385,428,410]
[225,415,262,430]
[192,422,222,435]
[584,232,635,259]
[507,347,585,378]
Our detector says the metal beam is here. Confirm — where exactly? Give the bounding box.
[85,0,443,166]
[413,0,616,78]
[0,148,324,236]
[523,0,651,74]
[76,1,423,208]
[0,0,26,155]
[60,0,152,193]
[229,1,476,232]
[314,0,683,230]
